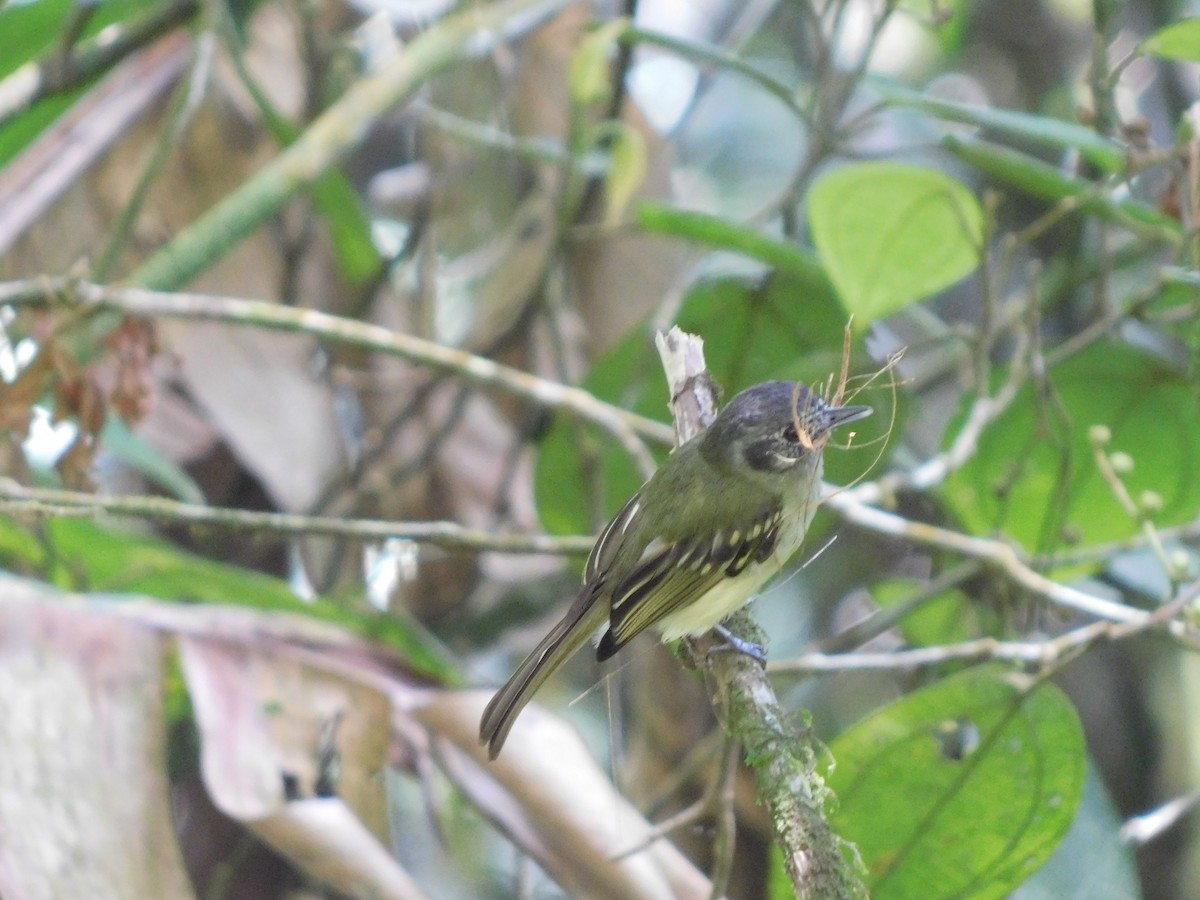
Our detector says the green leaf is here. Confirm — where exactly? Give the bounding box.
[1012,760,1141,899]
[873,80,1125,173]
[43,516,304,602]
[228,47,381,286]
[1140,18,1200,62]
[807,163,984,324]
[827,667,1086,900]
[569,18,629,107]
[0,516,47,571]
[0,0,167,166]
[309,173,383,287]
[0,0,160,78]
[942,342,1200,552]
[102,417,205,503]
[0,516,457,682]
[601,121,647,226]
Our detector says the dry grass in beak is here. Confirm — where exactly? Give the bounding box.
[790,383,819,451]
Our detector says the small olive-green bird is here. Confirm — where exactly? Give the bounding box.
[480,380,871,759]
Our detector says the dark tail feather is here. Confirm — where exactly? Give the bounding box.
[479,592,608,760]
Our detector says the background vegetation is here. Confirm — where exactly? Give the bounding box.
[0,0,1199,897]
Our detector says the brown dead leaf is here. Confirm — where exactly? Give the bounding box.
[252,799,431,900]
[0,345,54,435]
[411,691,713,900]
[160,319,346,512]
[54,429,100,490]
[163,606,427,899]
[106,316,158,424]
[0,576,195,899]
[50,356,107,489]
[176,628,391,830]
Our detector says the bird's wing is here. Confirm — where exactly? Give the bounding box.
[584,490,644,585]
[597,503,783,659]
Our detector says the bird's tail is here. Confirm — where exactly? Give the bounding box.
[479,591,609,760]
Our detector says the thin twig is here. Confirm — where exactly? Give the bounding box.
[0,35,191,255]
[93,28,216,281]
[1089,431,1176,580]
[809,560,982,656]
[620,26,813,129]
[773,629,1109,673]
[837,348,1027,505]
[126,0,577,293]
[822,494,1148,625]
[1033,517,1200,568]
[774,577,1200,675]
[707,735,741,900]
[0,479,594,556]
[1122,791,1200,846]
[0,277,670,475]
[656,326,866,899]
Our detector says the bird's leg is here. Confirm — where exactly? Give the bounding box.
[709,624,767,665]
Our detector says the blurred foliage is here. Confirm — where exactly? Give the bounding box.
[943,341,1200,552]
[0,0,171,164]
[0,514,456,680]
[1140,18,1200,62]
[3,0,1200,897]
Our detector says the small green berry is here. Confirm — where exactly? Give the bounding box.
[1109,452,1134,474]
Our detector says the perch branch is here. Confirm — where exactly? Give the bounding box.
[654,327,865,900]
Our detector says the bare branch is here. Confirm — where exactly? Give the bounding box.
[1122,792,1200,846]
[0,479,593,556]
[0,277,670,476]
[823,493,1148,624]
[774,576,1200,677]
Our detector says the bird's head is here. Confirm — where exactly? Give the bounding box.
[700,380,872,477]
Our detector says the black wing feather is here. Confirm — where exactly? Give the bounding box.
[598,505,783,658]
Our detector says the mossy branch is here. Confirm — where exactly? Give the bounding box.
[655,328,866,899]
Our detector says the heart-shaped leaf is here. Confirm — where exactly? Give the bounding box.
[808,163,983,324]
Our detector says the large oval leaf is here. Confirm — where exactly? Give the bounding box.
[827,667,1085,899]
[1012,761,1141,899]
[808,163,983,324]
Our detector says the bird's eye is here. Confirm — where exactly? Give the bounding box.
[781,424,800,443]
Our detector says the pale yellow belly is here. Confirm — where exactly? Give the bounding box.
[653,494,817,641]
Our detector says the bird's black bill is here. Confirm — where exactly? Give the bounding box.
[827,404,872,429]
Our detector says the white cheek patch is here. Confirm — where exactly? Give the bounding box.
[770,452,799,469]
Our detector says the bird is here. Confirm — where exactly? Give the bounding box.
[479,380,871,759]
